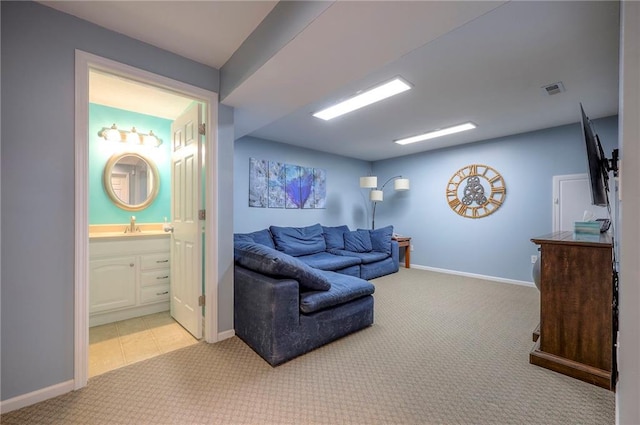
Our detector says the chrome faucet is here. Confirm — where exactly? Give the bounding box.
[125,215,140,233]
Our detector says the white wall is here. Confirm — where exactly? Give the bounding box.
[617,2,640,424]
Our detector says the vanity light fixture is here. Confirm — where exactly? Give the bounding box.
[99,124,163,147]
[394,122,477,145]
[313,77,412,121]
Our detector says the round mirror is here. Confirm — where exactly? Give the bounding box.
[103,152,160,211]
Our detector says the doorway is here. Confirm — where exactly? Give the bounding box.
[75,51,219,389]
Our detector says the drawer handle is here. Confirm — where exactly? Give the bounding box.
[156,276,169,280]
[156,291,169,296]
[156,259,169,263]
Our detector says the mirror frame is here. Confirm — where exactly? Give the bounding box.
[103,152,160,211]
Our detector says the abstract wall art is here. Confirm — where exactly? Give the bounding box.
[249,158,326,209]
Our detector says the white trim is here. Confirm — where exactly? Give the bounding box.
[74,52,90,390]
[0,380,74,414]
[204,93,219,344]
[410,264,535,288]
[217,329,236,341]
[74,50,219,391]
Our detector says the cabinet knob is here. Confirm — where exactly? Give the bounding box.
[129,263,134,267]
[156,276,169,280]
[156,259,169,263]
[156,291,169,296]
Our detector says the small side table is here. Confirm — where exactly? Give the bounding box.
[393,236,411,268]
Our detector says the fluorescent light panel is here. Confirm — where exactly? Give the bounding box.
[313,78,411,121]
[395,122,477,145]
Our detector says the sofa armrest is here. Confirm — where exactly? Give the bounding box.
[391,240,399,266]
[234,265,301,360]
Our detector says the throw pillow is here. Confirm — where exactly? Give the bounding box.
[270,223,326,256]
[368,225,393,255]
[234,242,331,291]
[233,228,275,249]
[322,225,350,250]
[344,229,373,253]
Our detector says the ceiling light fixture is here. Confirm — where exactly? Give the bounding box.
[313,77,411,121]
[394,122,477,145]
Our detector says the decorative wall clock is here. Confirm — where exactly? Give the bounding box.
[446,164,506,218]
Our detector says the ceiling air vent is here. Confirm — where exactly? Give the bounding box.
[541,81,566,96]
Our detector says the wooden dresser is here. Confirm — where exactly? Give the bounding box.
[530,231,617,390]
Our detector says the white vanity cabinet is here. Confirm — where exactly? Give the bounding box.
[89,234,170,326]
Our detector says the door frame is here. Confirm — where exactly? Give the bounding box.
[74,50,219,389]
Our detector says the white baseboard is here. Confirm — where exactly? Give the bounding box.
[0,379,74,414]
[410,264,535,288]
[218,329,235,341]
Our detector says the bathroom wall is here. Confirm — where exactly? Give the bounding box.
[89,103,171,224]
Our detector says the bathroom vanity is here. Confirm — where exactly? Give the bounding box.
[89,229,170,327]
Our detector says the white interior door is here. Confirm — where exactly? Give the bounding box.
[110,173,129,204]
[170,103,202,338]
[553,173,610,232]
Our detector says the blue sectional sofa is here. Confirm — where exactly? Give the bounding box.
[233,223,399,365]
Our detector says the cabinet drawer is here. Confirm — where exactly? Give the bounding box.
[141,253,170,270]
[141,284,170,304]
[141,269,170,287]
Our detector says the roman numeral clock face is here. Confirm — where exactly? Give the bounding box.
[446,164,506,218]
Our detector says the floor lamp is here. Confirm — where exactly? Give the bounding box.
[360,175,410,229]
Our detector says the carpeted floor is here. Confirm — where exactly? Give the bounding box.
[1,268,615,424]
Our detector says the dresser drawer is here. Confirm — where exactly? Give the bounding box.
[141,253,170,270]
[141,268,170,287]
[141,283,170,304]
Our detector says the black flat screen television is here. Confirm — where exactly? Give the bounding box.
[580,103,609,207]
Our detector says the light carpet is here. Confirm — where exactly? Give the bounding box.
[1,268,615,424]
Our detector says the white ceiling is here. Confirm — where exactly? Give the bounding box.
[41,1,620,162]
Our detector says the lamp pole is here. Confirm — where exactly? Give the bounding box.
[371,175,403,230]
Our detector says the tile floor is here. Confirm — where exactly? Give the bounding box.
[89,311,199,377]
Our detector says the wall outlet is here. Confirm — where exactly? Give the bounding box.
[531,255,538,264]
[410,244,414,251]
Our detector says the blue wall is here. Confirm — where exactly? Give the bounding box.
[1,1,222,401]
[233,117,618,284]
[372,116,618,283]
[89,103,171,224]
[234,136,373,232]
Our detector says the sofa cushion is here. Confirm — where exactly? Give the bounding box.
[234,242,331,291]
[344,229,372,253]
[270,224,326,256]
[299,271,375,314]
[234,229,275,249]
[297,251,362,271]
[328,249,389,265]
[322,225,350,250]
[368,225,393,255]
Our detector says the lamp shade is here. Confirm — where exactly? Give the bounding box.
[360,176,377,188]
[103,124,121,142]
[126,127,140,144]
[394,178,410,191]
[370,190,383,202]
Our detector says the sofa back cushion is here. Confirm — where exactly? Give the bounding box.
[344,229,373,253]
[234,242,331,291]
[234,229,275,249]
[270,224,326,256]
[368,225,393,255]
[322,225,350,250]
